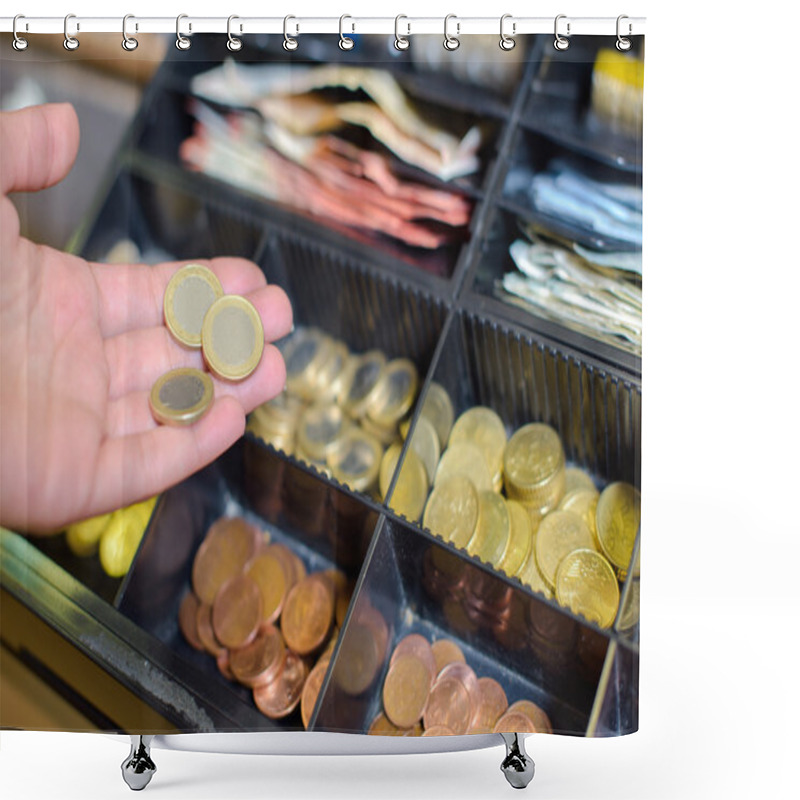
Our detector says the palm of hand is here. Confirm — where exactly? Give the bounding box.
[0,104,292,532]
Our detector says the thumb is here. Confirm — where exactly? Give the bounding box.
[0,103,80,195]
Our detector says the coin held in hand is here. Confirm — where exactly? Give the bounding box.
[149,367,214,426]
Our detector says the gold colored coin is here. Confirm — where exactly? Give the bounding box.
[559,489,600,547]
[341,350,387,420]
[326,427,383,493]
[423,475,479,549]
[201,295,264,381]
[65,512,113,557]
[149,367,214,427]
[496,499,533,576]
[596,482,641,574]
[555,548,620,629]
[400,417,439,486]
[163,263,224,348]
[618,577,640,632]
[514,543,553,599]
[297,402,351,463]
[535,510,595,590]
[467,491,510,566]
[419,381,454,450]
[360,414,399,447]
[380,444,428,523]
[98,511,143,578]
[503,424,566,513]
[382,653,432,729]
[565,467,596,494]
[449,406,507,482]
[434,442,492,493]
[368,358,419,428]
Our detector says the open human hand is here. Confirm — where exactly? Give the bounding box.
[0,103,292,533]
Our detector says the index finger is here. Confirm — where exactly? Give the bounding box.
[90,256,268,338]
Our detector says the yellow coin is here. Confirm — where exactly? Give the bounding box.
[555,549,619,629]
[434,442,492,493]
[381,445,428,523]
[423,475,479,549]
[596,482,641,573]
[559,489,600,547]
[98,511,144,578]
[449,406,507,483]
[201,294,264,381]
[360,414,399,447]
[514,542,553,599]
[534,510,595,590]
[404,416,440,485]
[419,381,454,450]
[368,358,419,428]
[163,263,224,348]
[251,391,305,436]
[65,512,113,557]
[564,467,596,494]
[467,491,510,566]
[149,367,214,427]
[326,428,383,493]
[503,423,566,514]
[496,499,532,576]
[126,496,158,534]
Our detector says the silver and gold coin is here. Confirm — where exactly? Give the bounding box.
[282,328,333,399]
[341,350,387,420]
[297,402,351,463]
[149,367,214,426]
[369,358,418,429]
[164,263,224,348]
[201,295,264,381]
[327,427,383,494]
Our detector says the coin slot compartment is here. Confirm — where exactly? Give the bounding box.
[586,639,638,736]
[314,515,611,735]
[117,438,380,730]
[520,35,642,172]
[386,307,640,642]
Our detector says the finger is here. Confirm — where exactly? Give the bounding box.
[0,104,80,195]
[106,344,286,438]
[105,284,292,398]
[90,256,274,337]
[87,395,246,514]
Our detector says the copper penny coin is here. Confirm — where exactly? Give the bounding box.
[192,517,259,605]
[367,713,415,736]
[334,620,381,696]
[506,699,553,733]
[422,725,456,736]
[301,656,330,730]
[268,543,306,590]
[229,624,286,687]
[195,602,224,656]
[382,653,432,730]
[389,634,436,678]
[282,575,334,656]
[493,711,537,733]
[216,649,235,681]
[178,591,204,651]
[245,552,288,626]
[357,602,389,664]
[431,639,466,676]
[253,650,308,719]
[423,676,472,734]
[436,662,481,722]
[469,677,508,733]
[212,574,263,650]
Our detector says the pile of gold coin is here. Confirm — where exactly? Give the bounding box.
[151,264,265,427]
[178,514,353,726]
[63,496,158,578]
[398,392,641,629]
[369,633,552,736]
[247,327,419,496]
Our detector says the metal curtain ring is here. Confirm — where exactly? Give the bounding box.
[283,15,298,51]
[339,14,354,50]
[554,14,570,51]
[12,15,28,51]
[443,14,459,51]
[63,14,79,51]
[394,14,409,51]
[227,15,242,51]
[122,14,138,51]
[176,14,191,50]
[499,14,515,51]
[616,14,632,51]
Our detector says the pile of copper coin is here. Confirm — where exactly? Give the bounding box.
[177,515,352,726]
[369,633,552,736]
